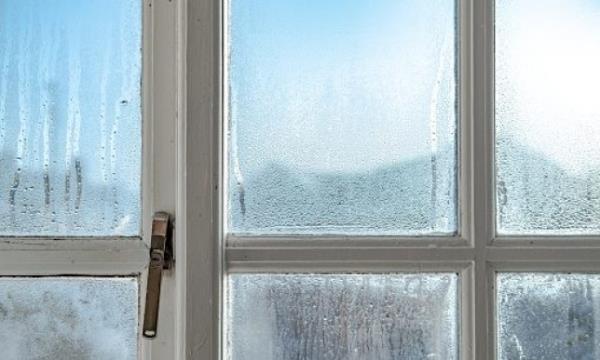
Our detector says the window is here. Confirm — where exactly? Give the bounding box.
[0,0,180,359]
[227,0,458,236]
[187,0,600,359]
[495,0,600,235]
[3,0,600,359]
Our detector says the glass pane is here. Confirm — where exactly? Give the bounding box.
[498,273,600,359]
[227,274,459,360]
[227,0,458,235]
[496,0,600,235]
[0,277,138,360]
[0,0,142,236]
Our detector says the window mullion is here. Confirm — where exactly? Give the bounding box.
[0,238,148,276]
[183,0,222,358]
[227,246,474,273]
[142,0,181,358]
[471,0,495,359]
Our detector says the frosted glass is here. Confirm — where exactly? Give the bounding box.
[498,273,600,359]
[228,0,457,235]
[227,274,458,360]
[496,0,600,235]
[0,0,142,236]
[0,277,138,360]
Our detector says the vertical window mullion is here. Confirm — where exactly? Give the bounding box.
[471,0,495,359]
[457,0,476,358]
[183,0,222,359]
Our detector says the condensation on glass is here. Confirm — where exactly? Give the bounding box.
[227,0,458,235]
[0,0,142,236]
[0,277,138,360]
[227,274,459,360]
[496,0,600,235]
[497,273,600,359]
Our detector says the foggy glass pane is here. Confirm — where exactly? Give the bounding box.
[498,273,600,360]
[227,274,458,360]
[0,277,138,360]
[496,0,600,235]
[228,0,457,235]
[0,0,142,236]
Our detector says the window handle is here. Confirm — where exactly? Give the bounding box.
[143,211,174,338]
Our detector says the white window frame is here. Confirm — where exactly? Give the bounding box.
[13,0,600,358]
[143,0,600,359]
[0,1,182,359]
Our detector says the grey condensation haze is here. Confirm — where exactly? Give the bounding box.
[0,277,138,360]
[496,0,600,235]
[498,273,600,360]
[227,0,458,236]
[228,274,458,360]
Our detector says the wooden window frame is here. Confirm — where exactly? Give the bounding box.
[0,0,181,358]
[22,0,587,359]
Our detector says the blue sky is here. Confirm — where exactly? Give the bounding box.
[229,0,457,174]
[0,0,142,235]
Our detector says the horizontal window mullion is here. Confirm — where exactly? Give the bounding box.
[227,235,470,248]
[0,237,146,250]
[0,236,141,243]
[225,243,600,275]
[488,247,600,269]
[226,246,475,273]
[226,260,472,274]
[0,238,148,276]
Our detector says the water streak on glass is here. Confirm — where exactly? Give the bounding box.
[498,273,600,359]
[0,0,142,236]
[496,0,600,235]
[227,0,457,235]
[0,277,138,360]
[227,274,459,360]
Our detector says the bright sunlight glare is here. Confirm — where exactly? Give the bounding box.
[497,0,600,175]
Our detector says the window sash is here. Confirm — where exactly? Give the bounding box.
[0,0,181,359]
[185,0,600,359]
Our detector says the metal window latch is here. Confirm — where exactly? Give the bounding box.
[143,211,174,339]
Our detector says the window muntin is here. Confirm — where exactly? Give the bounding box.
[495,0,600,235]
[0,0,142,236]
[226,0,458,236]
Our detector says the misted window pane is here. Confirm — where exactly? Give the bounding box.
[0,0,142,236]
[227,274,459,360]
[227,0,457,235]
[0,277,138,360]
[496,0,600,235]
[498,273,600,359]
